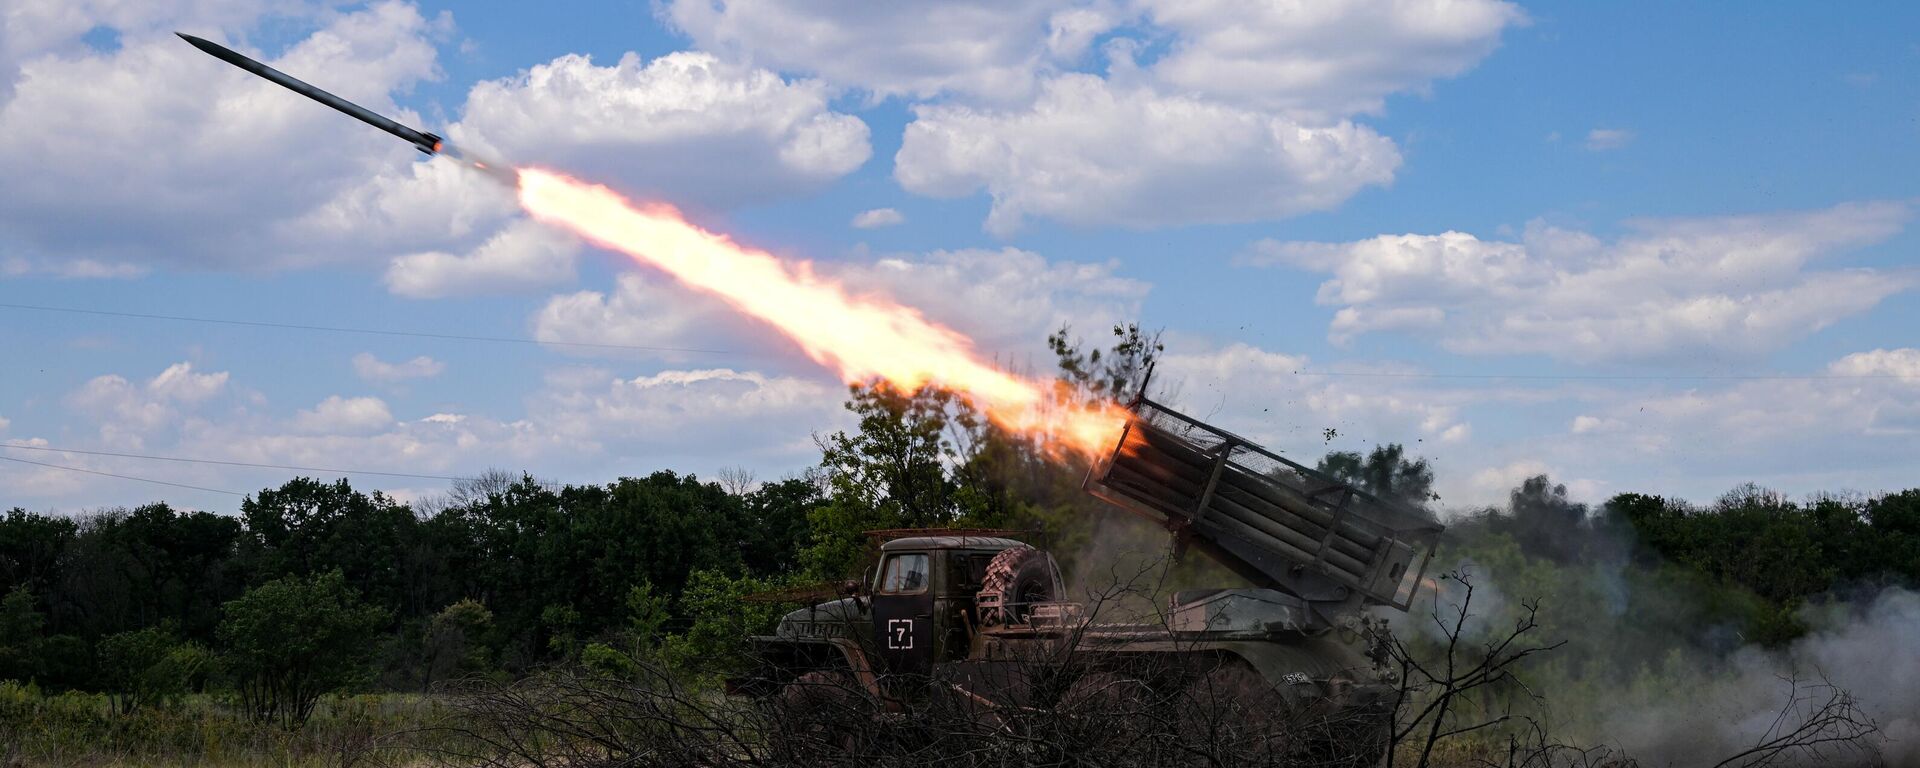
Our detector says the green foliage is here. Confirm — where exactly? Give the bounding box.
[0,508,76,595]
[1047,322,1162,403]
[98,625,207,714]
[1619,485,1850,602]
[540,603,582,657]
[422,470,752,667]
[800,324,1163,581]
[241,480,415,613]
[1418,471,1920,753]
[1317,443,1439,510]
[0,585,46,682]
[802,385,967,579]
[624,581,670,651]
[659,569,790,675]
[217,571,388,729]
[46,504,245,662]
[738,478,822,575]
[422,598,494,690]
[579,642,641,678]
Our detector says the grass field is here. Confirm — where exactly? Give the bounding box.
[0,677,1623,767]
[0,684,452,767]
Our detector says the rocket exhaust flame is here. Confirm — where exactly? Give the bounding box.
[515,168,1130,460]
[177,32,1128,457]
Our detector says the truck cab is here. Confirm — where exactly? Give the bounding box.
[746,535,1025,696]
[867,536,1023,677]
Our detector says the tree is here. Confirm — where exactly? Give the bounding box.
[1503,475,1590,563]
[1864,489,1920,581]
[624,580,670,654]
[98,625,205,714]
[217,571,388,728]
[802,385,966,578]
[422,598,494,691]
[1047,322,1163,404]
[0,585,46,683]
[1317,443,1439,511]
[660,569,789,675]
[738,478,823,576]
[0,509,75,596]
[239,478,420,616]
[55,504,244,645]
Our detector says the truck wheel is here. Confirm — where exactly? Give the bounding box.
[773,670,873,759]
[977,546,1060,625]
[1057,671,1164,758]
[1178,660,1302,761]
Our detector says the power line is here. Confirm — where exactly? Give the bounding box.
[0,443,469,482]
[0,302,736,356]
[0,454,243,496]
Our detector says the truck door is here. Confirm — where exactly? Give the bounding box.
[870,551,933,677]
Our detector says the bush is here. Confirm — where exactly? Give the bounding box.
[218,571,387,729]
[99,625,207,713]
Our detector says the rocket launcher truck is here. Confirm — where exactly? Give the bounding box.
[741,396,1443,759]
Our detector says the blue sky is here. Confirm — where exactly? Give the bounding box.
[1,0,1915,514]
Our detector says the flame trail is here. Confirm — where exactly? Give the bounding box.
[516,168,1128,460]
[162,32,1123,449]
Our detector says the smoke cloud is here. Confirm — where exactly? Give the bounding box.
[1599,588,1920,765]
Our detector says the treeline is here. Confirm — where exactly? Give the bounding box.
[6,441,1915,713]
[1441,477,1920,645]
[0,472,820,697]
[0,326,1161,725]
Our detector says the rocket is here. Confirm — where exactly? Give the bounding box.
[177,32,443,156]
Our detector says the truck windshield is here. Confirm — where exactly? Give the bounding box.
[878,553,929,594]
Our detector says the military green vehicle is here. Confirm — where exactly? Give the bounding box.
[739,397,1442,758]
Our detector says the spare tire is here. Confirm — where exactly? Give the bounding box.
[977,546,1061,626]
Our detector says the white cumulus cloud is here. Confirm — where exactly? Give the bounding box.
[0,2,874,288]
[528,367,839,452]
[359,48,873,298]
[1245,201,1915,363]
[384,218,582,298]
[1829,348,1920,384]
[1526,347,1920,496]
[292,396,395,435]
[0,2,451,271]
[64,362,232,446]
[5,357,851,510]
[662,0,1108,101]
[530,273,744,361]
[851,208,905,229]
[449,51,869,207]
[897,75,1401,235]
[352,353,445,382]
[666,0,1519,233]
[1152,341,1473,459]
[1584,127,1635,151]
[1137,0,1526,120]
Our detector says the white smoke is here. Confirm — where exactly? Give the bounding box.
[1600,588,1920,766]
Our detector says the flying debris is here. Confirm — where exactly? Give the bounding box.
[176,33,509,181]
